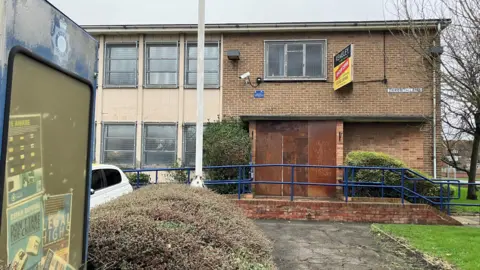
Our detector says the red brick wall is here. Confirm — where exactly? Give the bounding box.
[343,122,428,172]
[222,31,434,118]
[222,31,441,176]
[235,200,461,225]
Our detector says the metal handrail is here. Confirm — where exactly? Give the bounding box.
[122,164,480,215]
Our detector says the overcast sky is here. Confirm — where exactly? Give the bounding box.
[48,0,405,25]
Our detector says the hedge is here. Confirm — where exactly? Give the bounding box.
[126,172,151,186]
[344,151,443,202]
[87,184,274,270]
[203,118,251,194]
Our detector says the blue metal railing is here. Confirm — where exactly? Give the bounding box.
[123,164,480,215]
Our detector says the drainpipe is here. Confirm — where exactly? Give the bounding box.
[432,22,441,179]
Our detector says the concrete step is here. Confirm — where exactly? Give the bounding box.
[452,215,480,226]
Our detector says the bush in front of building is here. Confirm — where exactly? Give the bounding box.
[167,159,190,183]
[87,184,274,270]
[203,118,251,194]
[344,151,444,202]
[126,172,151,186]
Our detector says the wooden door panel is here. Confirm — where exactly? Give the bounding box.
[282,135,295,196]
[294,137,309,197]
[255,128,282,196]
[308,121,337,197]
[281,122,308,197]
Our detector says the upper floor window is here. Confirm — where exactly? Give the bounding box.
[264,40,326,80]
[145,43,179,87]
[104,43,138,87]
[185,41,220,88]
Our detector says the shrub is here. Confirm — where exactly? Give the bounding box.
[126,172,151,186]
[344,151,443,202]
[167,159,190,183]
[203,118,251,194]
[87,185,274,270]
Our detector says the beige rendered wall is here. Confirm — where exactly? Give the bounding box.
[93,33,223,180]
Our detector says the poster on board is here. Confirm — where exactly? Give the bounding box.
[41,249,76,270]
[333,44,354,91]
[6,114,44,206]
[6,194,44,270]
[42,193,73,264]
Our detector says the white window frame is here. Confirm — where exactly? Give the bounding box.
[184,41,221,89]
[103,42,139,88]
[264,39,327,81]
[182,123,208,167]
[101,123,137,168]
[92,121,96,163]
[144,41,179,88]
[182,123,196,167]
[142,123,178,168]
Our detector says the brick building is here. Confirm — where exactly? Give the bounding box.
[84,20,447,195]
[442,140,480,178]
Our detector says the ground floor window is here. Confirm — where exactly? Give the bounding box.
[143,124,177,167]
[102,123,136,168]
[183,124,196,167]
[182,123,208,167]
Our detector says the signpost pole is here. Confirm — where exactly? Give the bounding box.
[191,0,206,188]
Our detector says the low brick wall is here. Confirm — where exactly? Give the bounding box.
[235,200,461,225]
[346,197,408,203]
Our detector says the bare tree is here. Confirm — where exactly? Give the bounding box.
[391,0,479,199]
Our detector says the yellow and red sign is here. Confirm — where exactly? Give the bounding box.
[333,44,354,91]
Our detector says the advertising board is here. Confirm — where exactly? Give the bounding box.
[0,1,97,269]
[333,44,354,91]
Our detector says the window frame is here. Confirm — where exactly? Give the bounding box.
[103,42,139,88]
[103,168,123,188]
[143,41,180,89]
[182,123,208,167]
[101,122,137,169]
[263,39,328,81]
[141,123,178,168]
[92,121,97,163]
[91,169,106,191]
[184,41,221,89]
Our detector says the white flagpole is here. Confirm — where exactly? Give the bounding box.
[191,0,206,188]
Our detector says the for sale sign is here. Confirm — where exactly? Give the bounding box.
[333,44,354,91]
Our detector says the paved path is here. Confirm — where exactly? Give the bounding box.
[452,215,480,226]
[255,220,431,270]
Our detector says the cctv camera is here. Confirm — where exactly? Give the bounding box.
[239,72,251,80]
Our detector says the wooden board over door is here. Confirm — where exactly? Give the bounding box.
[308,121,337,197]
[254,120,337,197]
[281,130,308,197]
[255,122,283,196]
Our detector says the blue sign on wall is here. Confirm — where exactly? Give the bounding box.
[254,90,265,98]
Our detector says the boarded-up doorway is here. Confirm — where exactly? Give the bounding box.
[254,120,337,198]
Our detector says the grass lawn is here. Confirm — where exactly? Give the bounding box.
[449,186,480,214]
[375,224,480,270]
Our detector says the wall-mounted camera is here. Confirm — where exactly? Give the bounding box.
[239,72,250,80]
[239,72,262,88]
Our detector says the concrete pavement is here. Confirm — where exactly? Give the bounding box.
[255,220,433,270]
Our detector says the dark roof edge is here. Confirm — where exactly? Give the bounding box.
[239,115,430,122]
[82,19,451,32]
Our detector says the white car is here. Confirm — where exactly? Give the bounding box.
[89,164,133,209]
